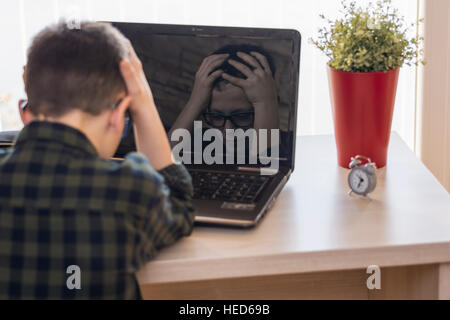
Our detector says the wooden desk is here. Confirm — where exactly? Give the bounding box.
[137,133,450,300]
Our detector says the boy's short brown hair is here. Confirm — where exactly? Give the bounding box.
[25,21,129,117]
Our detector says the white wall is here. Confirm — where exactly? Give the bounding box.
[0,0,419,150]
[420,0,450,192]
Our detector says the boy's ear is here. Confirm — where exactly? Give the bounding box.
[109,96,132,132]
[18,100,33,125]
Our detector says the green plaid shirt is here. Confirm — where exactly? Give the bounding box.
[0,121,195,300]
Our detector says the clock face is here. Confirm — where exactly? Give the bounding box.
[349,168,370,195]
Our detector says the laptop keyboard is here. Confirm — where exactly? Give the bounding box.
[190,171,269,204]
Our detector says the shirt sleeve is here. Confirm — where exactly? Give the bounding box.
[120,152,196,267]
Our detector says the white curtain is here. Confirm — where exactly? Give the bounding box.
[0,0,419,150]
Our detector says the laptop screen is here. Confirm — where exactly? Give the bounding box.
[111,22,301,171]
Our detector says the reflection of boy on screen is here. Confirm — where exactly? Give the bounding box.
[169,45,280,138]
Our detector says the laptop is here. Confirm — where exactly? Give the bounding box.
[0,22,301,228]
[111,22,301,228]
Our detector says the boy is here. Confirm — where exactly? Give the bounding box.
[0,21,195,299]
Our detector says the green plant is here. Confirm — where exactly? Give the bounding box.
[311,0,424,72]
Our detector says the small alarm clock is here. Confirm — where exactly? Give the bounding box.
[348,156,377,196]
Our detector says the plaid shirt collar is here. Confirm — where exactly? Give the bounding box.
[14,121,98,157]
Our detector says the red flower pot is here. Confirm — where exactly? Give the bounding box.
[328,66,400,168]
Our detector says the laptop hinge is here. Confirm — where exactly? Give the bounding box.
[237,166,280,176]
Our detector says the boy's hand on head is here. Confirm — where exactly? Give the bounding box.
[222,51,278,110]
[119,42,155,116]
[222,52,280,132]
[189,53,229,112]
[119,41,174,170]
